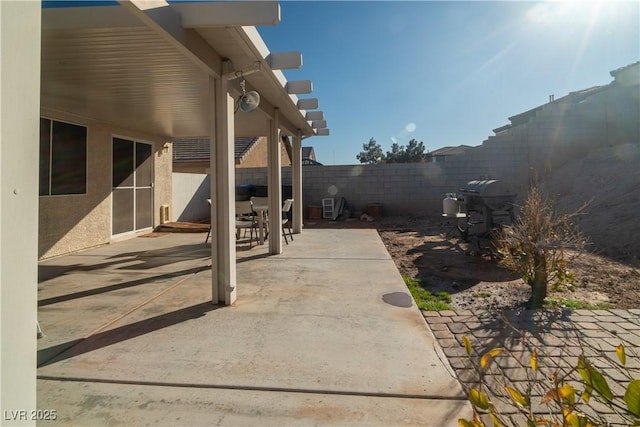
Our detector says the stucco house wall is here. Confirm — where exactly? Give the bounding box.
[154,141,173,228]
[38,109,172,259]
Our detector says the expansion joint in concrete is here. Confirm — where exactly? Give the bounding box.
[37,375,468,401]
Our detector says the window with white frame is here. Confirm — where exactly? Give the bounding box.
[39,118,87,196]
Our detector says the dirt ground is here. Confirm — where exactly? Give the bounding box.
[305,216,640,311]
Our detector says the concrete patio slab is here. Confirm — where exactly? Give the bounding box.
[37,229,471,426]
[38,379,470,427]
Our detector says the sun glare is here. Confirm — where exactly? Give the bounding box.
[523,1,617,77]
[526,1,607,28]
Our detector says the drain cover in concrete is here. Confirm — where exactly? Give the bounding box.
[382,292,412,308]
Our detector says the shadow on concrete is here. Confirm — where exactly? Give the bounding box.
[236,251,271,264]
[39,243,211,282]
[38,301,220,368]
[38,265,211,307]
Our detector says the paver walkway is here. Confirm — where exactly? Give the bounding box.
[423,309,640,425]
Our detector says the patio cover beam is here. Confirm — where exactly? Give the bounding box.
[228,26,315,137]
[264,104,299,137]
[117,0,224,78]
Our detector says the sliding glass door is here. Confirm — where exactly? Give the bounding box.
[112,137,153,236]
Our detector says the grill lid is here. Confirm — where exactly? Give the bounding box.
[459,180,515,198]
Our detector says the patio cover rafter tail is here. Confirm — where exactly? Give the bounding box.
[175,1,281,28]
[222,25,316,137]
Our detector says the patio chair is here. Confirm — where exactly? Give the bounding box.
[235,200,257,247]
[205,199,212,243]
[250,196,269,207]
[282,198,294,244]
[250,196,270,241]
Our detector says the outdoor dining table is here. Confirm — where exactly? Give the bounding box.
[252,204,269,244]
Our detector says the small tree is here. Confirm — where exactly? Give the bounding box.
[384,142,404,163]
[495,184,588,309]
[404,138,427,162]
[385,138,427,163]
[356,137,384,164]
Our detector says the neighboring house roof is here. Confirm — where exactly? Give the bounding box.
[302,146,315,160]
[610,61,639,79]
[235,137,260,161]
[493,124,512,135]
[495,62,638,139]
[507,85,607,126]
[302,158,322,166]
[173,137,259,163]
[610,61,639,85]
[489,62,638,139]
[507,105,545,127]
[427,145,472,157]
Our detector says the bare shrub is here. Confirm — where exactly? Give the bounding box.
[495,184,589,309]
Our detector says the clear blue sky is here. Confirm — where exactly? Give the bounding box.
[257,1,639,165]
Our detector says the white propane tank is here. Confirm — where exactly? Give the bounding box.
[443,193,460,216]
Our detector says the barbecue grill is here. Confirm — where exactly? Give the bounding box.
[443,179,516,241]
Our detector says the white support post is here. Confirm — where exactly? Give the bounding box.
[208,77,218,303]
[267,109,282,254]
[1,1,40,420]
[210,74,236,305]
[292,130,303,234]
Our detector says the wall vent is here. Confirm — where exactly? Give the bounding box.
[160,205,170,224]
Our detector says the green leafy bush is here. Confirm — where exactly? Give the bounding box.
[458,335,640,426]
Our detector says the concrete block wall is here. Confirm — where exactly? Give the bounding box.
[235,80,637,218]
[236,150,528,218]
